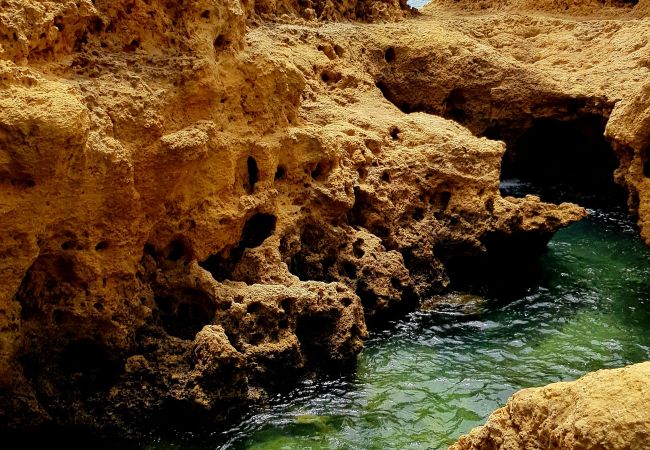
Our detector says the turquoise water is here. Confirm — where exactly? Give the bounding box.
[152,190,650,450]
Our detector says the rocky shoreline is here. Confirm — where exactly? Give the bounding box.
[0,0,649,445]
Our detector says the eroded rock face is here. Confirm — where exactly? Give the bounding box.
[3,0,645,438]
[450,362,650,450]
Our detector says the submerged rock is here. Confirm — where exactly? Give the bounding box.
[450,362,650,450]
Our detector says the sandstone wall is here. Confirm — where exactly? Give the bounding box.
[2,0,648,438]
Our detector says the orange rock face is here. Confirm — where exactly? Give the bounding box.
[5,0,649,438]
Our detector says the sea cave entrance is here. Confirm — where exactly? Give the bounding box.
[497,114,625,206]
[447,113,629,298]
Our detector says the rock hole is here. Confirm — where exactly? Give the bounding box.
[444,88,468,123]
[384,47,396,63]
[154,289,216,340]
[241,213,277,248]
[485,197,495,213]
[321,70,341,84]
[91,17,104,33]
[166,240,187,261]
[61,240,76,251]
[144,243,156,257]
[246,156,259,194]
[281,298,292,312]
[214,34,230,50]
[95,241,109,251]
[246,302,261,314]
[60,339,122,390]
[432,191,452,210]
[339,261,358,279]
[352,239,365,258]
[390,127,400,140]
[199,213,277,281]
[295,313,338,364]
[275,165,286,180]
[201,10,210,18]
[643,151,650,178]
[341,298,353,307]
[311,160,333,181]
[333,44,344,57]
[124,39,140,52]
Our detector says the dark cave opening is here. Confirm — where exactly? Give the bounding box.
[245,156,259,194]
[155,289,217,340]
[200,213,277,281]
[499,114,625,207]
[445,114,628,299]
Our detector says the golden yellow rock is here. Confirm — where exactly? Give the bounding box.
[450,362,650,450]
[0,0,647,438]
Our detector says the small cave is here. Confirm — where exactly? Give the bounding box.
[275,165,287,181]
[166,239,188,261]
[214,34,231,50]
[59,338,123,391]
[321,70,342,85]
[643,150,650,178]
[499,114,625,206]
[245,156,259,194]
[444,89,468,124]
[375,79,434,115]
[310,160,333,181]
[445,113,627,297]
[295,313,339,367]
[200,213,277,281]
[384,47,396,63]
[155,289,217,340]
[240,213,277,248]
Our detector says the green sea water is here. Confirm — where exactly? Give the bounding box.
[152,184,650,450]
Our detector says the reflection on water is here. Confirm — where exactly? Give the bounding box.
[150,183,650,450]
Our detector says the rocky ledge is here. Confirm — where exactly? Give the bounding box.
[0,0,648,442]
[450,362,650,450]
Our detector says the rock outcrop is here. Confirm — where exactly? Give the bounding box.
[450,362,650,450]
[1,0,648,440]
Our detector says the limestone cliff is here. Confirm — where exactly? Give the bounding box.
[0,0,648,439]
[450,362,650,450]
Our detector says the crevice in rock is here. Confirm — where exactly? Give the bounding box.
[200,213,277,281]
[295,313,339,365]
[154,289,216,340]
[275,165,286,180]
[310,160,333,181]
[245,156,259,194]
[384,47,396,63]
